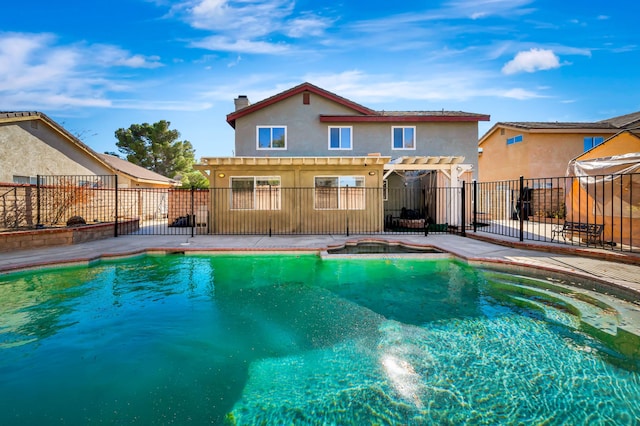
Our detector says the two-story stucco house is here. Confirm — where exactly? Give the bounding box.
[196,82,489,234]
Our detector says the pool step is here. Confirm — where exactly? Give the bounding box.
[484,271,640,360]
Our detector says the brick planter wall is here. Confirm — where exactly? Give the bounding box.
[0,219,139,253]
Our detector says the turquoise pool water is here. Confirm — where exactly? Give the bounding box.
[1,254,639,425]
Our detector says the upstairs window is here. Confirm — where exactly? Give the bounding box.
[314,176,365,210]
[257,126,286,150]
[507,135,523,145]
[328,126,352,150]
[231,176,281,210]
[584,136,604,152]
[392,127,415,150]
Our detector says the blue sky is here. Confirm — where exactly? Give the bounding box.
[2,0,638,158]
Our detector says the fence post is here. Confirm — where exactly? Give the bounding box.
[269,184,272,237]
[114,175,119,237]
[473,180,477,233]
[36,175,42,227]
[461,181,466,237]
[519,175,524,242]
[191,186,195,238]
[345,185,349,236]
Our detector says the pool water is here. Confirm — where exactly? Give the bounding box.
[1,254,639,425]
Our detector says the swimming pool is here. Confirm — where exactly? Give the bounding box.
[1,254,639,424]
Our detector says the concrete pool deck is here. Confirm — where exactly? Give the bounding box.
[1,232,639,298]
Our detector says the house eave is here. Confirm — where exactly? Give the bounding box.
[226,82,377,128]
[320,115,490,123]
[198,156,392,167]
[479,124,621,146]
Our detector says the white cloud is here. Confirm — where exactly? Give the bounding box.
[501,48,561,74]
[287,15,333,38]
[501,88,545,99]
[0,32,165,110]
[445,0,535,19]
[174,0,332,54]
[91,45,164,69]
[298,70,548,103]
[227,55,242,67]
[178,0,294,37]
[191,36,290,54]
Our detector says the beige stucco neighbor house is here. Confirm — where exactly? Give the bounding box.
[196,82,489,233]
[0,111,178,188]
[1,111,180,230]
[478,111,640,182]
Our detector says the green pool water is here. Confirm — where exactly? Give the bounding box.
[1,254,639,425]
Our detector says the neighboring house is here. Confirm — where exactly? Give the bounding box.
[564,130,640,247]
[0,111,178,188]
[197,82,489,232]
[97,153,179,189]
[0,111,179,228]
[572,129,640,162]
[478,111,640,182]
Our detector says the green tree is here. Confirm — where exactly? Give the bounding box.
[114,120,208,188]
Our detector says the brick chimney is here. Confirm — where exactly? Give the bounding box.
[234,95,250,110]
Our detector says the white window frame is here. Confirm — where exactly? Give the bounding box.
[314,175,365,210]
[328,126,353,150]
[256,126,287,150]
[230,176,281,210]
[391,126,416,150]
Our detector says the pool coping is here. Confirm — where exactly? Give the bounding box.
[2,235,639,300]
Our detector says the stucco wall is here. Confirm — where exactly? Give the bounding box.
[479,128,614,182]
[234,93,357,156]
[577,132,640,161]
[0,120,112,182]
[233,92,479,177]
[202,161,385,234]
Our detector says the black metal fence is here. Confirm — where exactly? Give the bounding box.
[468,174,639,253]
[134,187,461,236]
[2,173,638,252]
[1,175,118,230]
[0,178,458,236]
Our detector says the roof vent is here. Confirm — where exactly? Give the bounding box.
[234,95,250,111]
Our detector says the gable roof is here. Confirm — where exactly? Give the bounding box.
[1,111,108,163]
[320,110,491,124]
[478,111,640,146]
[98,154,179,186]
[1,111,177,186]
[226,82,489,128]
[599,111,640,128]
[495,121,618,130]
